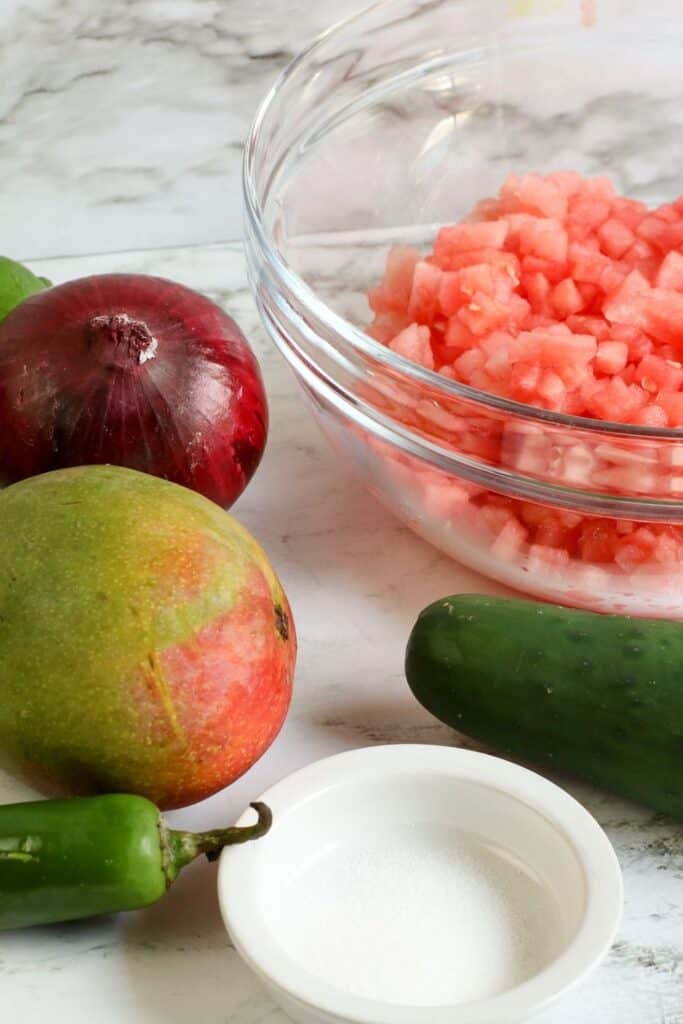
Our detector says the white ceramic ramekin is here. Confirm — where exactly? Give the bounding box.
[218,745,623,1024]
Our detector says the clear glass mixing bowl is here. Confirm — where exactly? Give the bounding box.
[245,0,683,617]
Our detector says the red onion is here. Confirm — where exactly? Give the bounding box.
[0,274,268,507]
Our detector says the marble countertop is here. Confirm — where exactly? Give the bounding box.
[0,0,361,260]
[1,0,682,1019]
[1,240,681,1023]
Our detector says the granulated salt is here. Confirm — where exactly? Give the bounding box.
[265,823,564,1005]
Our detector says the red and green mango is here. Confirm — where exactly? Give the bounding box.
[0,465,296,809]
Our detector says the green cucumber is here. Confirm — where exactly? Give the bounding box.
[406,594,683,819]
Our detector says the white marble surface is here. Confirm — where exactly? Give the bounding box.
[2,0,683,1017]
[0,241,681,1023]
[0,0,361,259]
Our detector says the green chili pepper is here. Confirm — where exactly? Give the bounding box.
[0,794,271,930]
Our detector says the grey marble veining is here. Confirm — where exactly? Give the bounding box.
[2,1,683,1018]
[5,0,683,265]
[0,0,359,260]
[0,240,680,1024]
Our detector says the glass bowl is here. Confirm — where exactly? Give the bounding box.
[244,0,683,617]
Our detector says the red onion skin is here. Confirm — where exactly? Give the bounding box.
[0,274,268,507]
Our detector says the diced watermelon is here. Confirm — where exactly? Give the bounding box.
[457,264,500,298]
[438,272,467,316]
[368,246,420,313]
[551,278,584,318]
[468,197,504,221]
[592,464,659,494]
[579,520,619,563]
[597,218,635,259]
[452,347,485,381]
[595,340,628,375]
[478,330,512,356]
[570,197,612,231]
[415,400,464,433]
[457,293,510,336]
[639,288,683,347]
[513,328,597,368]
[637,217,683,252]
[614,542,650,572]
[548,170,583,197]
[519,219,568,262]
[389,324,434,368]
[584,376,642,422]
[653,204,680,224]
[611,197,648,230]
[522,272,552,315]
[504,213,537,248]
[658,391,683,427]
[656,251,683,290]
[582,176,617,200]
[557,443,598,484]
[507,294,533,325]
[593,442,658,467]
[438,264,515,316]
[407,261,442,322]
[519,501,550,527]
[536,370,566,409]
[603,270,651,325]
[440,248,520,274]
[367,170,683,585]
[534,516,569,548]
[515,173,568,219]
[521,256,568,284]
[569,245,614,286]
[509,361,542,395]
[481,504,515,535]
[631,404,668,427]
[635,353,683,393]
[500,424,550,474]
[490,518,528,559]
[484,345,513,380]
[566,314,610,340]
[444,316,478,350]
[366,310,412,344]
[433,221,508,265]
[527,544,571,575]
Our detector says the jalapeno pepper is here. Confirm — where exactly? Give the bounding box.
[0,794,271,930]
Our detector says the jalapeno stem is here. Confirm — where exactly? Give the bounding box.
[163,802,272,883]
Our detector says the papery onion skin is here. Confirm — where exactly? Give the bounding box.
[0,274,268,507]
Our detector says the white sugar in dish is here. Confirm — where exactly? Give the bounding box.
[263,823,565,1006]
[220,747,623,1024]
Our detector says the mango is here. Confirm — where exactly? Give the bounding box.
[0,466,296,809]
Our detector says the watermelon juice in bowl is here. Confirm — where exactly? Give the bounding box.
[245,0,683,617]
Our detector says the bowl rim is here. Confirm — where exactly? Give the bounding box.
[218,744,623,1024]
[243,0,683,444]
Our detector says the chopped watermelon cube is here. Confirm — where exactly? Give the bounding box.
[490,517,528,558]
[389,324,434,368]
[551,278,584,318]
[655,251,683,290]
[611,197,648,230]
[408,261,442,322]
[570,197,612,231]
[433,221,508,265]
[519,219,568,262]
[595,340,628,375]
[658,391,683,427]
[457,293,510,336]
[597,218,635,259]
